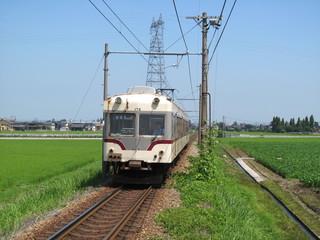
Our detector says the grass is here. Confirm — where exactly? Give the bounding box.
[219,137,320,188]
[224,131,319,136]
[0,139,102,238]
[157,132,308,239]
[0,140,101,192]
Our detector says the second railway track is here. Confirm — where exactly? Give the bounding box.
[48,186,154,240]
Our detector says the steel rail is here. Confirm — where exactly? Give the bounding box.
[48,188,122,240]
[103,186,153,240]
[219,145,319,240]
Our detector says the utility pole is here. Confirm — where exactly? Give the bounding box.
[201,12,209,144]
[198,84,202,145]
[104,43,109,101]
[187,13,220,144]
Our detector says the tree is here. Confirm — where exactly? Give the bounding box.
[271,116,284,133]
[310,115,315,130]
[296,117,302,132]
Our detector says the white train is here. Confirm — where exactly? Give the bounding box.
[102,86,190,183]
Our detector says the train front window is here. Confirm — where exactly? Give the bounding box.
[110,113,135,136]
[139,114,165,136]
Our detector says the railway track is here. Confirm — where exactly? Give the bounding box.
[47,186,154,240]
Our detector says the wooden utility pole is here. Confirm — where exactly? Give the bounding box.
[187,13,220,144]
[201,12,209,144]
[104,43,109,101]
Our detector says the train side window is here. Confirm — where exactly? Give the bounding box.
[139,114,165,136]
[110,113,135,136]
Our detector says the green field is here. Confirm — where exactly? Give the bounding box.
[0,139,101,192]
[219,137,320,188]
[0,139,102,237]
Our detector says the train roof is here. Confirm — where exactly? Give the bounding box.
[104,86,189,119]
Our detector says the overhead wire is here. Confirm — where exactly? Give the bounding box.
[89,0,171,88]
[208,0,226,50]
[100,0,149,52]
[208,0,238,65]
[172,0,188,51]
[73,54,104,121]
[88,0,200,111]
[164,22,200,52]
[88,0,149,64]
[172,0,196,109]
[99,0,171,89]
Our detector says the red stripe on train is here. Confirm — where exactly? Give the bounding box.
[104,139,126,150]
[147,140,173,151]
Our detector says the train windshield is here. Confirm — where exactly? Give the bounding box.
[139,114,165,136]
[110,113,135,135]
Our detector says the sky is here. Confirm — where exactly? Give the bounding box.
[0,0,319,125]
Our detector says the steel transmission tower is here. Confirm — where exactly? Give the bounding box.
[146,15,168,89]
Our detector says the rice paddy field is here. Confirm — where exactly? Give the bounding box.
[219,137,320,188]
[0,139,102,237]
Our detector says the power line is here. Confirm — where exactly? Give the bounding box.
[73,54,104,121]
[208,0,226,49]
[172,0,196,107]
[172,0,188,51]
[208,0,238,65]
[164,22,200,52]
[89,0,171,86]
[88,0,195,111]
[88,0,149,64]
[100,0,149,52]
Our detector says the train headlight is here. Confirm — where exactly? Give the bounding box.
[153,97,160,105]
[159,150,164,156]
[115,97,122,104]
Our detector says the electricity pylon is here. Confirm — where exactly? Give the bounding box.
[146,14,168,89]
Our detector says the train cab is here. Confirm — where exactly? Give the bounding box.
[102,86,189,180]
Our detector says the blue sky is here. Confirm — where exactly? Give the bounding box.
[0,0,319,124]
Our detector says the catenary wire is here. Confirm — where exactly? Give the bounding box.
[208,0,238,65]
[89,0,190,110]
[164,22,200,52]
[100,0,168,86]
[88,0,149,64]
[172,0,188,51]
[172,0,196,108]
[101,0,149,51]
[208,0,226,49]
[89,0,171,87]
[73,54,104,121]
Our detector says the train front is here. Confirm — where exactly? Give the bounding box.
[102,86,174,184]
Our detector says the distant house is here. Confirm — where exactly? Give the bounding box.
[0,119,13,131]
[44,122,55,131]
[12,121,27,131]
[94,122,103,131]
[70,123,86,131]
[55,121,69,131]
[85,123,94,131]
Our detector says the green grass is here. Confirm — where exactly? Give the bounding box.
[0,140,101,193]
[157,132,308,239]
[0,139,102,238]
[0,162,102,238]
[219,137,320,188]
[224,131,319,136]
